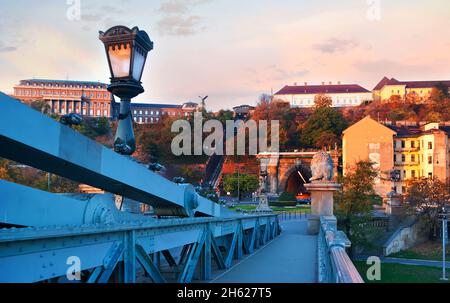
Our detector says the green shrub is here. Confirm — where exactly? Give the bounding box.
[278,192,296,202]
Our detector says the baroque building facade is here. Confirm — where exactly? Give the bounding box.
[343,116,450,198]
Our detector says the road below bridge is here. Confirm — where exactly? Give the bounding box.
[210,220,317,283]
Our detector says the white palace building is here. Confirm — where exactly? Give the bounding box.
[273,82,373,108]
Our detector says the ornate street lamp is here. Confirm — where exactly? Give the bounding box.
[99,26,154,155]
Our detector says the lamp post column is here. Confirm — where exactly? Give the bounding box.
[115,97,135,154]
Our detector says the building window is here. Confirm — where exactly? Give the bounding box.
[401,140,405,149]
[394,154,397,163]
[411,141,415,148]
[139,110,143,115]
[428,156,433,165]
[96,110,100,116]
[411,170,416,179]
[145,111,148,115]
[428,173,433,178]
[134,110,137,115]
[428,142,433,150]
[104,110,108,116]
[411,155,415,163]
[156,111,159,116]
[402,154,406,162]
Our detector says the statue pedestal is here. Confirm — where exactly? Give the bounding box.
[385,192,403,216]
[256,194,271,212]
[305,182,341,235]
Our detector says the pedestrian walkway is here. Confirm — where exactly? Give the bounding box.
[211,220,317,283]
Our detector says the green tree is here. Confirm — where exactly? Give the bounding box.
[73,117,112,140]
[300,107,347,148]
[30,100,51,115]
[335,160,381,256]
[222,173,259,200]
[216,110,234,125]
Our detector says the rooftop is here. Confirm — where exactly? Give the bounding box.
[130,103,182,109]
[18,79,107,87]
[384,122,450,137]
[373,77,450,90]
[274,84,370,95]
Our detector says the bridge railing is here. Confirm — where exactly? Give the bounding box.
[276,211,309,221]
[317,216,364,283]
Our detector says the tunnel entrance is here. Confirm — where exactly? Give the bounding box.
[284,167,311,199]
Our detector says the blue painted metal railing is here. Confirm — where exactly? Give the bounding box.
[0,215,280,283]
[317,216,364,283]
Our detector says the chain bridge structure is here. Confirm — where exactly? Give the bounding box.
[0,93,363,283]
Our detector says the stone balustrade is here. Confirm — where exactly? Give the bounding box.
[318,216,364,283]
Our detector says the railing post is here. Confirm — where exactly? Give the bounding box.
[123,230,136,283]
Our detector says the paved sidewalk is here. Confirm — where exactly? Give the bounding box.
[383,257,450,268]
[211,220,317,283]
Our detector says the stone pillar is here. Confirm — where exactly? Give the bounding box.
[256,194,271,212]
[305,182,341,235]
[385,191,403,216]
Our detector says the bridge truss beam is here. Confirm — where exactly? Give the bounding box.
[0,215,280,283]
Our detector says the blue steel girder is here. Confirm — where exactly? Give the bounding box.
[0,92,233,218]
[178,228,208,283]
[136,244,166,283]
[210,231,226,270]
[161,250,177,267]
[0,215,278,283]
[200,226,212,281]
[224,224,241,268]
[87,242,124,283]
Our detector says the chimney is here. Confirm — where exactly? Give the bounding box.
[322,82,325,85]
[293,82,297,86]
[338,81,341,85]
[304,82,308,86]
[329,81,332,85]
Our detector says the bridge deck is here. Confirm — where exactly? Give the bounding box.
[210,220,317,283]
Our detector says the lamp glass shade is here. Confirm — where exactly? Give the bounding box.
[108,43,131,78]
[132,48,146,81]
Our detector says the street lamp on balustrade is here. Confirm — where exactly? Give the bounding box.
[99,25,153,155]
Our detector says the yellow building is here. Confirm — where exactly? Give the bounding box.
[373,77,450,102]
[343,116,450,198]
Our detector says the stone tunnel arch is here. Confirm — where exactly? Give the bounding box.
[257,151,339,198]
[278,165,312,197]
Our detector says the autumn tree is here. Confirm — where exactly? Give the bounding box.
[314,131,338,149]
[314,94,332,108]
[404,177,450,239]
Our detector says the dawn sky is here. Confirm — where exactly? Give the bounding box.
[1,0,450,110]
